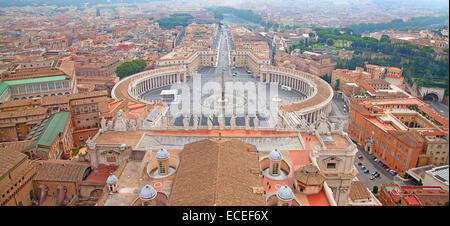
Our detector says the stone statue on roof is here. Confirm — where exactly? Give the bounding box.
[128,119,136,131]
[193,116,199,129]
[101,117,107,129]
[218,114,225,129]
[230,115,236,128]
[253,117,259,130]
[86,137,95,149]
[277,116,283,129]
[114,109,127,131]
[135,115,142,130]
[183,115,190,130]
[207,115,213,129]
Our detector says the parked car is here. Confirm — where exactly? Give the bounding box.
[358,155,363,160]
[383,165,389,169]
[357,162,362,166]
[374,173,380,178]
[389,170,397,176]
[370,176,376,180]
[363,169,370,174]
[360,164,366,169]
[372,156,377,160]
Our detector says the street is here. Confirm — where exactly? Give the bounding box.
[354,144,416,191]
[329,94,349,132]
[425,100,449,118]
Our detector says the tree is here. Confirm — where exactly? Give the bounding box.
[320,74,331,84]
[380,35,391,43]
[115,59,147,79]
[335,79,340,90]
[372,186,378,194]
[417,180,423,186]
[326,38,334,46]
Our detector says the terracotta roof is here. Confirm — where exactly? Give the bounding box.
[0,98,37,108]
[357,79,376,94]
[401,186,449,206]
[0,149,27,178]
[418,105,449,131]
[0,140,34,152]
[69,90,108,101]
[294,164,325,186]
[276,68,333,112]
[59,60,75,77]
[388,67,402,72]
[34,160,90,182]
[0,106,47,119]
[41,95,69,106]
[168,138,265,206]
[388,131,424,148]
[349,181,372,201]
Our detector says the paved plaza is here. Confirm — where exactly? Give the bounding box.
[140,25,306,127]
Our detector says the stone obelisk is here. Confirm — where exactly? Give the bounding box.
[221,68,225,102]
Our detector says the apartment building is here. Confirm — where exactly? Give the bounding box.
[22,111,73,160]
[0,60,77,102]
[348,98,449,176]
[69,91,108,146]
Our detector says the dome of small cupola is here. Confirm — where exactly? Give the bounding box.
[140,184,157,200]
[277,185,294,201]
[156,148,169,160]
[269,149,282,161]
[294,164,325,186]
[106,174,118,185]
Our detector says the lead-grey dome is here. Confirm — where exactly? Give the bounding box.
[156,148,169,160]
[269,149,282,161]
[140,184,157,200]
[106,174,118,185]
[276,185,294,201]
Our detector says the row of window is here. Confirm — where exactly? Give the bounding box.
[1,175,28,205]
[10,81,69,95]
[75,105,98,114]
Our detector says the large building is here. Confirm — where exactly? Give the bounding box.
[406,165,449,191]
[379,184,449,206]
[0,106,48,142]
[348,98,449,176]
[230,25,271,75]
[22,111,73,160]
[79,105,365,206]
[0,60,77,102]
[0,148,37,206]
[154,23,218,75]
[68,91,109,147]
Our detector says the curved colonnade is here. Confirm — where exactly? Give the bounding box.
[112,65,333,128]
[111,66,187,104]
[260,66,333,126]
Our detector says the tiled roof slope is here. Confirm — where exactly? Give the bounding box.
[168,138,265,206]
